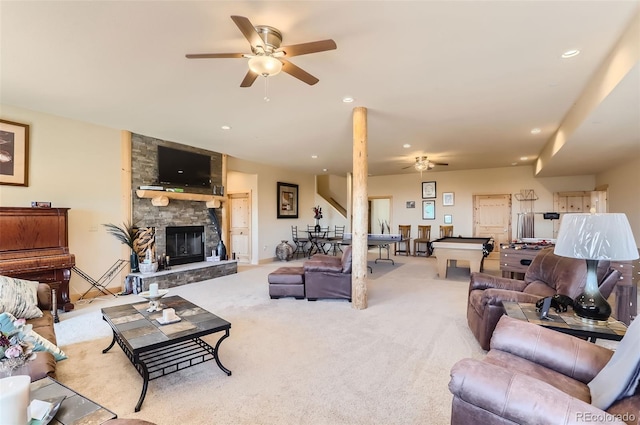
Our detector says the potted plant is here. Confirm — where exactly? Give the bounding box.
[103,221,139,272]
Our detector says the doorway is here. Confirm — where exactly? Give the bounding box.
[473,194,512,260]
[368,197,392,234]
[229,192,251,263]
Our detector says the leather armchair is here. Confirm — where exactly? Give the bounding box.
[304,246,352,302]
[467,247,618,350]
[449,315,640,425]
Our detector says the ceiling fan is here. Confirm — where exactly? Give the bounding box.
[185,15,337,87]
[402,156,449,172]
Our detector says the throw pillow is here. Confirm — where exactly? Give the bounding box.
[0,276,43,319]
[0,312,67,361]
[589,317,640,410]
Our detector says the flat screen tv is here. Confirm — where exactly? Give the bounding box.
[157,146,211,188]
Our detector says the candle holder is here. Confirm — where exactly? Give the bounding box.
[139,289,169,312]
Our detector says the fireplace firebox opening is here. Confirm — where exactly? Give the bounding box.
[165,226,205,265]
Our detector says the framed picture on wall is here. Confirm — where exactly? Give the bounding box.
[277,182,298,218]
[443,192,455,206]
[422,200,436,220]
[444,214,453,224]
[406,201,415,209]
[422,181,436,199]
[0,119,29,186]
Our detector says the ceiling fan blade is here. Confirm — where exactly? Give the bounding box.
[401,165,414,169]
[240,70,259,87]
[280,59,319,85]
[231,15,265,49]
[185,53,245,59]
[431,162,449,166]
[279,39,337,57]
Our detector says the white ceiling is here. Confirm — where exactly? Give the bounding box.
[1,1,639,177]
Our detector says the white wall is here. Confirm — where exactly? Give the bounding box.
[0,105,125,299]
[227,157,317,263]
[597,155,640,247]
[369,166,596,240]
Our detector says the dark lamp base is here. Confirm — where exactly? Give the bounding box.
[573,258,612,323]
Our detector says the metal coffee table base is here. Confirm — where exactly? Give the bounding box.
[103,329,232,412]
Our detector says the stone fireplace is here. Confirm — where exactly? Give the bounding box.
[165,225,205,265]
[127,133,236,291]
[130,134,224,261]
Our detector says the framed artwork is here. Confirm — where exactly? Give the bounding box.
[277,182,298,218]
[406,201,415,209]
[422,181,436,199]
[422,200,436,220]
[444,214,453,224]
[0,119,29,186]
[443,192,455,206]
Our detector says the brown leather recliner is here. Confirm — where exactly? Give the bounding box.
[449,315,640,425]
[467,247,619,350]
[304,246,352,302]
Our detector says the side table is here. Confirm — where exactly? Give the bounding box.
[30,377,117,424]
[503,301,627,342]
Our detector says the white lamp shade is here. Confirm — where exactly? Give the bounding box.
[554,213,639,261]
[248,56,283,76]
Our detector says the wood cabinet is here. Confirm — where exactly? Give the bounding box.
[500,246,544,279]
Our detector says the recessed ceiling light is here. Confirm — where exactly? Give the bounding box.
[511,162,518,166]
[403,144,411,148]
[530,128,541,134]
[561,49,580,58]
[520,157,528,161]
[221,125,231,130]
[311,155,318,159]
[342,96,354,103]
[322,168,328,172]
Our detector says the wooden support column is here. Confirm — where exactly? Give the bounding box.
[352,107,368,310]
[221,154,229,245]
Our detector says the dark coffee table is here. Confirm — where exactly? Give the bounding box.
[503,301,627,342]
[101,296,232,411]
[30,377,117,424]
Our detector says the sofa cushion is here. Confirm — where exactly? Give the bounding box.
[485,349,591,403]
[341,246,352,273]
[0,312,67,361]
[0,276,43,319]
[589,316,640,410]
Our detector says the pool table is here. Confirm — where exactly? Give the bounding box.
[431,236,494,278]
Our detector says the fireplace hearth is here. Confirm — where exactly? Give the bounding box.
[165,226,205,265]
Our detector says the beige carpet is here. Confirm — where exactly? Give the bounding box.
[54,254,490,425]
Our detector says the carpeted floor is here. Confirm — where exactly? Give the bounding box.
[54,254,492,425]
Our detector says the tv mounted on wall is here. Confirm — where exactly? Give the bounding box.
[157,145,211,188]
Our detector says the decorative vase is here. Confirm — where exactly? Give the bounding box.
[276,240,294,261]
[130,250,139,273]
[217,240,227,261]
[314,220,321,233]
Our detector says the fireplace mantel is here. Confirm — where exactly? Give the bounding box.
[136,190,225,207]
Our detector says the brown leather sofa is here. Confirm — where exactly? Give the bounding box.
[304,246,352,302]
[449,315,640,425]
[25,283,58,381]
[467,247,618,350]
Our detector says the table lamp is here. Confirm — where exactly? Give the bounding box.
[554,213,638,323]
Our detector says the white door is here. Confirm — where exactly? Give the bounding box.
[229,192,251,263]
[473,194,512,260]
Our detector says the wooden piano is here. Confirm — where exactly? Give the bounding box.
[0,207,76,313]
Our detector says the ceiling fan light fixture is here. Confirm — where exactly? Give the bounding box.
[248,55,282,77]
[414,161,429,172]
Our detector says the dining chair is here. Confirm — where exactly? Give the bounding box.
[291,226,309,259]
[394,225,412,256]
[413,225,431,257]
[329,225,345,256]
[440,225,454,238]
